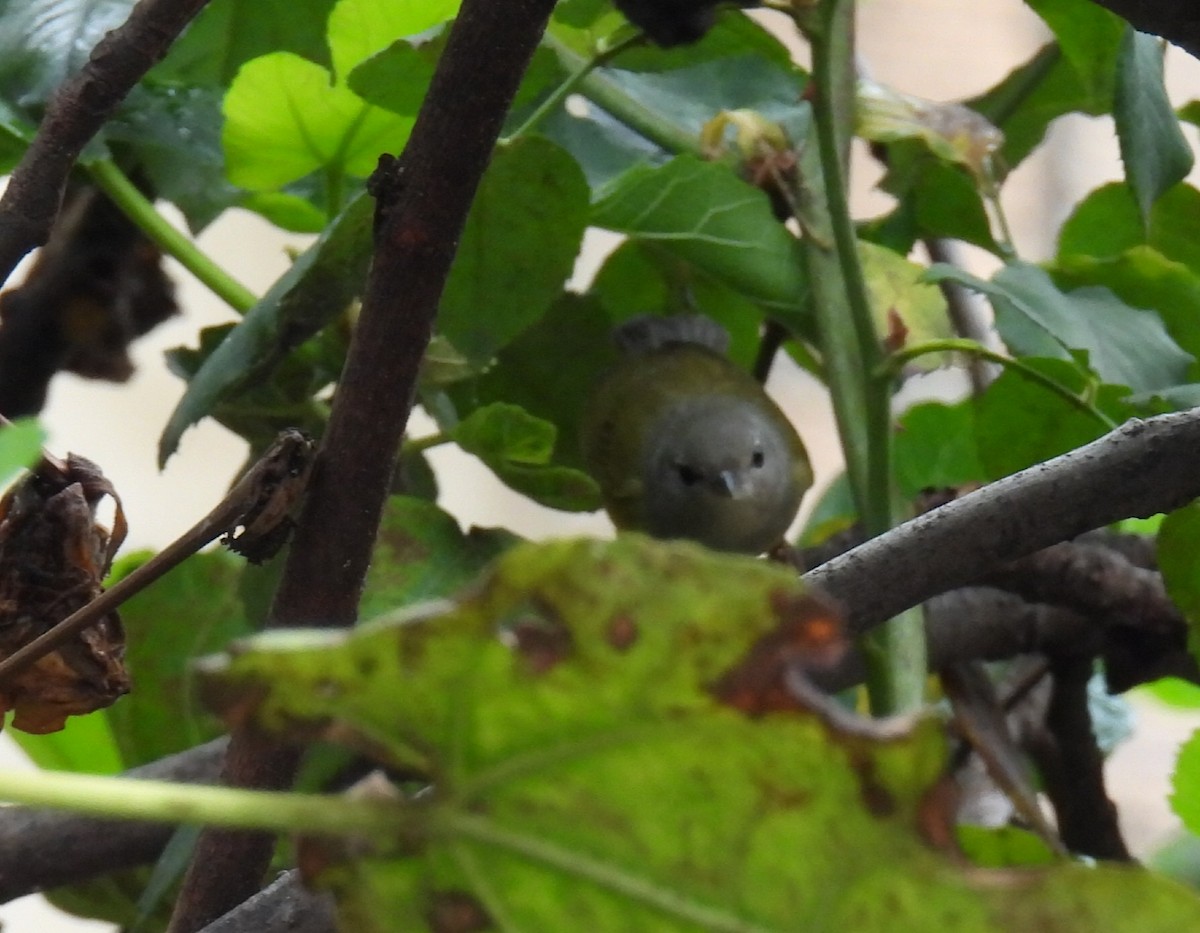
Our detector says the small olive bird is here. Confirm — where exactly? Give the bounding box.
[581,315,812,554]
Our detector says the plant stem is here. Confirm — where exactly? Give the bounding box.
[86,159,257,314]
[883,338,1117,429]
[802,0,926,713]
[0,769,397,839]
[403,431,450,455]
[506,30,645,142]
[542,32,705,158]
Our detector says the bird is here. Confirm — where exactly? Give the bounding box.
[581,314,812,554]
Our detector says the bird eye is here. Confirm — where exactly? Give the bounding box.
[676,464,702,486]
[750,450,765,468]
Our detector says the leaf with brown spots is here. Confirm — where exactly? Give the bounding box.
[0,452,129,733]
[191,536,1200,930]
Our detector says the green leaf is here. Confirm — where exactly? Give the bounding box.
[1059,182,1200,277]
[346,33,441,116]
[859,241,951,362]
[452,293,617,473]
[0,96,37,175]
[1142,677,1200,709]
[548,5,793,75]
[600,54,805,137]
[1171,727,1200,836]
[1024,0,1124,97]
[162,138,586,460]
[893,402,986,499]
[552,0,612,30]
[45,874,147,928]
[1114,27,1194,226]
[221,51,413,191]
[973,359,1112,480]
[359,497,516,619]
[195,536,1200,931]
[201,536,823,761]
[1051,247,1200,382]
[0,0,134,109]
[588,239,764,368]
[153,0,338,86]
[1159,502,1200,663]
[956,825,1057,869]
[0,417,44,490]
[927,261,1194,394]
[438,137,591,363]
[103,550,253,767]
[453,403,555,465]
[159,192,371,462]
[968,42,1113,172]
[449,403,602,512]
[105,84,236,232]
[240,190,330,234]
[592,156,807,315]
[539,101,667,193]
[798,471,856,546]
[10,711,123,774]
[1149,831,1200,889]
[164,320,344,454]
[872,142,999,254]
[325,0,459,82]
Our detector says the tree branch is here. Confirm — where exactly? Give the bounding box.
[1028,654,1132,861]
[803,412,1200,637]
[0,738,226,903]
[198,871,334,933]
[167,1,559,930]
[0,0,212,287]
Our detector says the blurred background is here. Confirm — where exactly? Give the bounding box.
[4,0,1200,928]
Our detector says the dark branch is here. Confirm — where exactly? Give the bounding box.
[1028,654,1132,861]
[0,738,226,903]
[167,1,559,930]
[803,412,1200,637]
[198,871,334,933]
[0,0,212,287]
[811,587,1096,692]
[983,541,1182,634]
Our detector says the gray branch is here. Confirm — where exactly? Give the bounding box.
[805,412,1200,636]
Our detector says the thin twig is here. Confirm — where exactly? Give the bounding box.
[752,319,789,384]
[923,238,995,395]
[0,0,213,287]
[0,430,312,685]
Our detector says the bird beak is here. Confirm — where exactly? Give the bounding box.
[713,470,742,498]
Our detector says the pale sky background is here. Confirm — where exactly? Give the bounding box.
[5,0,1200,928]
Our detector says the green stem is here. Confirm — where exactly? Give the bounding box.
[506,30,645,142]
[403,431,450,454]
[883,339,1117,429]
[804,0,925,714]
[0,769,398,839]
[543,32,705,157]
[86,160,258,314]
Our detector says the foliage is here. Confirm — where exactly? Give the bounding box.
[2,0,1200,929]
